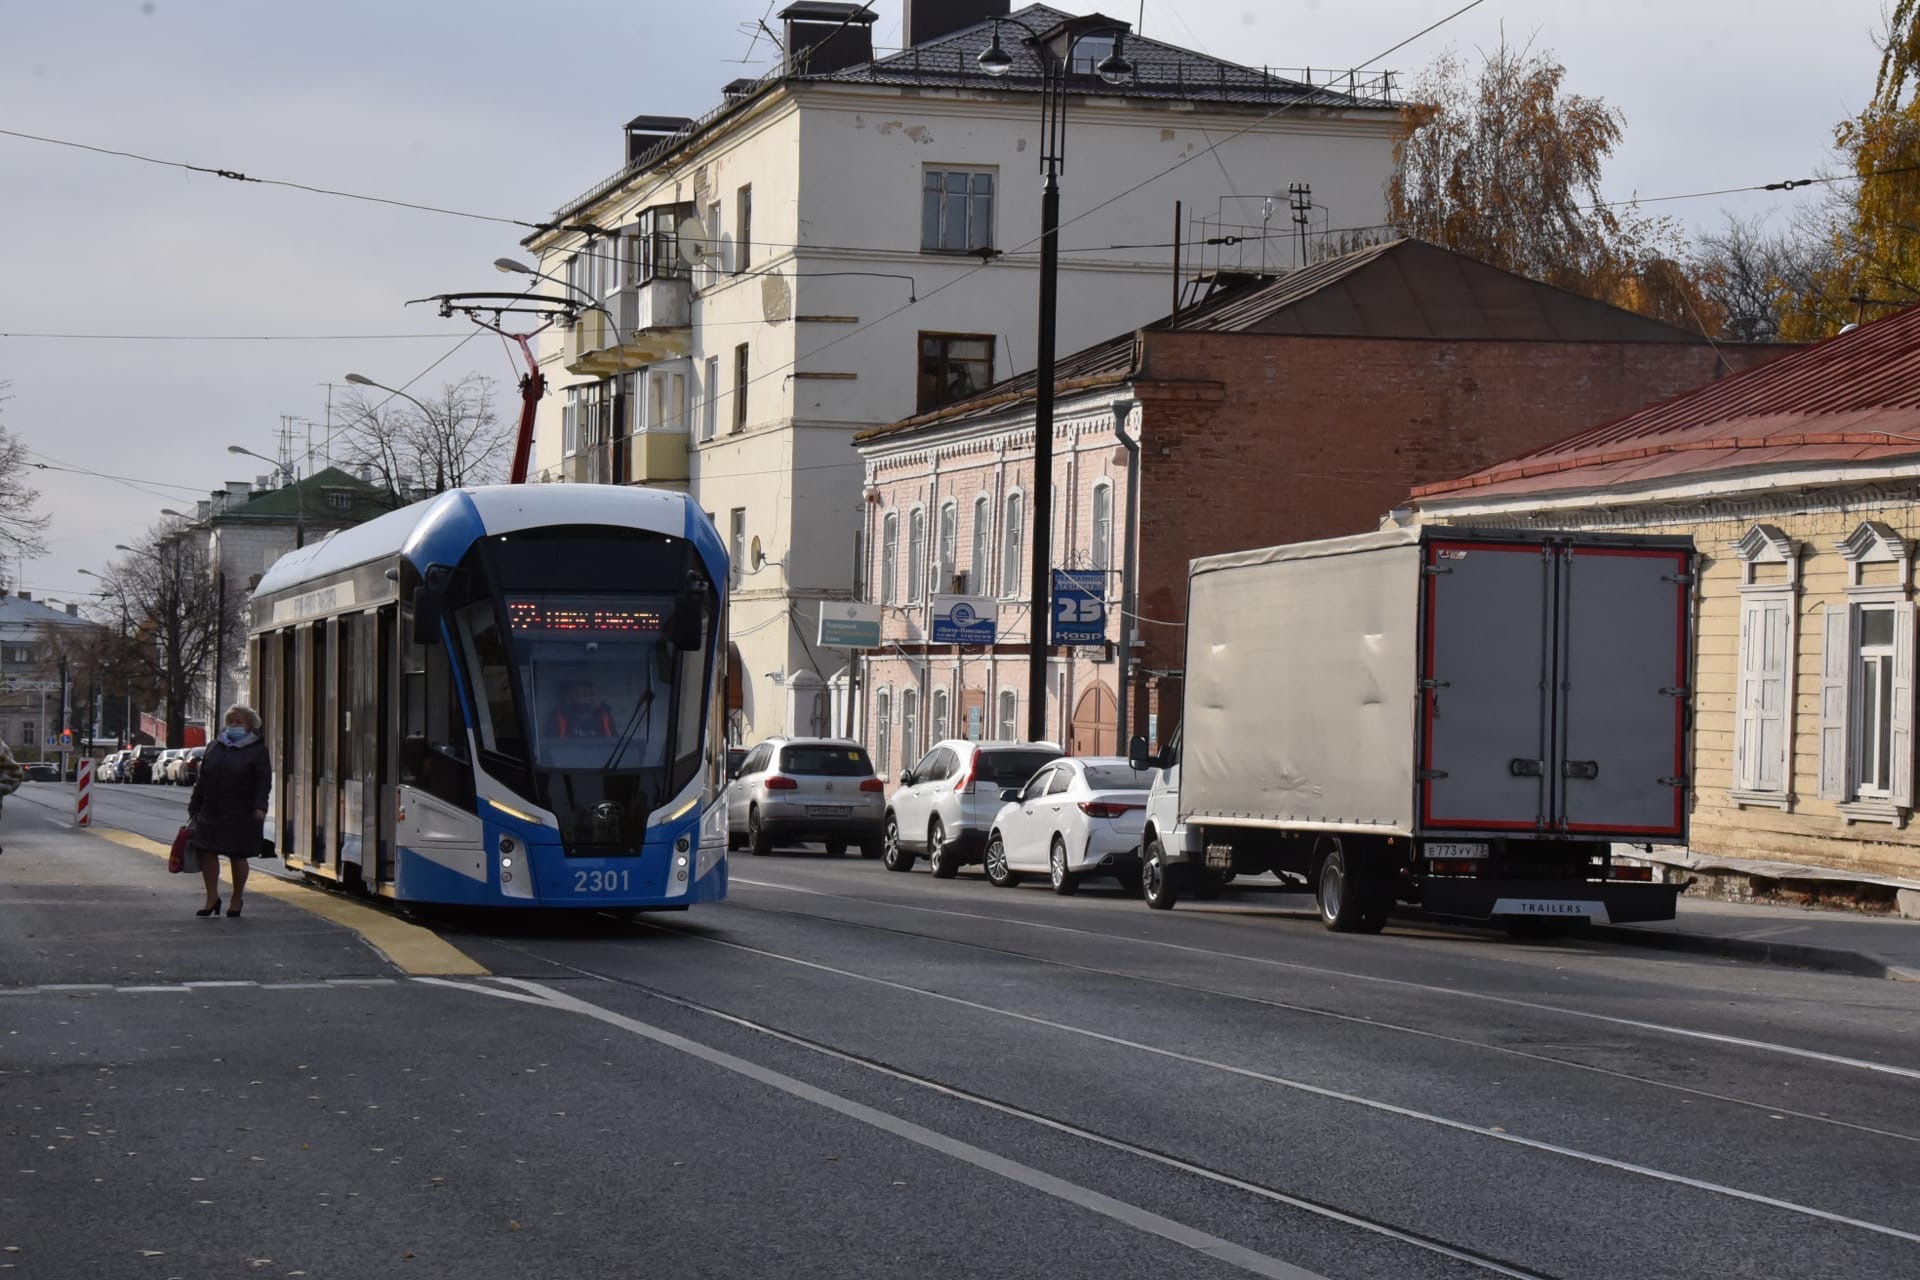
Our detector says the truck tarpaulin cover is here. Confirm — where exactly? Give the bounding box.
[1182,528,1422,834]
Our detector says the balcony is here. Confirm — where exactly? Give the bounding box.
[560,432,689,487]
[563,276,693,377]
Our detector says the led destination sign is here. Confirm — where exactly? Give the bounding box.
[507,600,664,634]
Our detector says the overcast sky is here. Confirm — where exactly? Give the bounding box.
[0,0,1891,605]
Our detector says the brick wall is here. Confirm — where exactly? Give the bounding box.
[1130,332,1783,732]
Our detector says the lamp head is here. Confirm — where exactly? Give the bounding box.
[976,24,1014,77]
[343,373,376,387]
[226,445,251,455]
[494,257,535,275]
[1095,33,1133,86]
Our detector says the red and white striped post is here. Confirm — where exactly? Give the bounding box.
[74,758,92,828]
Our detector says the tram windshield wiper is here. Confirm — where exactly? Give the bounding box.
[600,665,658,774]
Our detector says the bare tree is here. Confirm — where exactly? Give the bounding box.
[1690,214,1836,342]
[336,374,511,497]
[107,529,229,745]
[0,381,50,580]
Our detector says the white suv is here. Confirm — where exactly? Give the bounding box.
[883,740,1063,878]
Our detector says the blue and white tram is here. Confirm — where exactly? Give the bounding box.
[247,485,729,908]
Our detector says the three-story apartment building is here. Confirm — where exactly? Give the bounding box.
[522,1,1404,741]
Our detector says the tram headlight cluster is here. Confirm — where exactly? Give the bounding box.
[695,797,728,880]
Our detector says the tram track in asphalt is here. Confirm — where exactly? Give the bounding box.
[457,934,1566,1280]
[724,873,1920,1082]
[700,892,1920,1146]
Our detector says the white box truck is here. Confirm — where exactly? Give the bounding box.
[1129,526,1691,933]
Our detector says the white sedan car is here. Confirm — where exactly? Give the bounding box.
[982,756,1156,895]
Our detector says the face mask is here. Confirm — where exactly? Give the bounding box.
[221,726,250,745]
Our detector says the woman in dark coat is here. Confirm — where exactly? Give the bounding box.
[187,704,272,918]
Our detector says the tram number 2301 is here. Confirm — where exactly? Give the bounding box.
[573,869,633,894]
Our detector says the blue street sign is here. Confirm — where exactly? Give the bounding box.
[931,595,997,645]
[1051,570,1108,645]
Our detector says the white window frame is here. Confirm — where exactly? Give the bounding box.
[930,686,950,744]
[729,508,748,591]
[907,506,928,602]
[1820,521,1915,823]
[1730,524,1799,809]
[879,512,899,605]
[901,687,920,762]
[874,687,892,778]
[700,355,720,441]
[937,500,958,594]
[1090,480,1114,578]
[996,688,1018,742]
[921,166,996,253]
[1001,489,1025,601]
[970,493,992,596]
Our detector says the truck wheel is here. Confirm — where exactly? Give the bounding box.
[983,833,1019,888]
[748,807,773,857]
[928,819,959,879]
[1316,840,1382,933]
[1142,835,1180,910]
[882,814,915,872]
[1048,838,1080,896]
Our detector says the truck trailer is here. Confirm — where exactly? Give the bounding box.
[1129,525,1692,933]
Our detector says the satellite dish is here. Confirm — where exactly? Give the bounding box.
[678,217,719,267]
[749,535,765,571]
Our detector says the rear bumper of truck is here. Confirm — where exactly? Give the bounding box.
[1419,878,1680,925]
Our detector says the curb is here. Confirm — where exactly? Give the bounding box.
[1584,923,1915,982]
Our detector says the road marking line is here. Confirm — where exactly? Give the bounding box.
[86,828,487,977]
[421,976,1330,1280]
[730,876,1920,1080]
[647,920,1920,1245]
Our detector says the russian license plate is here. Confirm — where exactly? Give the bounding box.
[807,805,851,818]
[1426,842,1489,860]
[1492,898,1611,923]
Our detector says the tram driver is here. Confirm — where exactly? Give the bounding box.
[548,680,617,738]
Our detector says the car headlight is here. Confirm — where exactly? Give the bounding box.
[695,796,728,879]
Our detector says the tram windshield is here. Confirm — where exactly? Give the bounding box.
[500,593,688,772]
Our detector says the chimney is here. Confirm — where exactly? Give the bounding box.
[781,3,877,75]
[904,0,1007,47]
[65,603,78,617]
[625,114,693,166]
[228,480,251,501]
[196,499,211,521]
[16,590,29,602]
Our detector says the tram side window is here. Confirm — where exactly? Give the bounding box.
[400,606,474,808]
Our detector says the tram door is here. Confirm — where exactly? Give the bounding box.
[292,625,316,868]
[334,614,358,875]
[312,620,333,869]
[372,607,396,884]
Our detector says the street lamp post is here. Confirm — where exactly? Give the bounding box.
[228,444,303,547]
[344,373,443,495]
[979,15,1134,740]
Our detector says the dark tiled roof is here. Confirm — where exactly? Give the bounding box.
[857,237,1720,443]
[810,5,1397,110]
[537,4,1396,235]
[1413,308,1920,503]
[213,467,398,525]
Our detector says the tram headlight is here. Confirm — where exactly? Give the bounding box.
[695,796,728,879]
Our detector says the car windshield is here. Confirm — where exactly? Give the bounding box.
[1082,764,1154,790]
[782,745,874,776]
[977,749,1062,785]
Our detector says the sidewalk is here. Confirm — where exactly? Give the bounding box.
[1591,896,1920,982]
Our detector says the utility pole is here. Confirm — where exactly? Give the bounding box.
[58,656,70,778]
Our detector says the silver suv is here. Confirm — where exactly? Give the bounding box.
[725,737,886,857]
[884,739,1063,878]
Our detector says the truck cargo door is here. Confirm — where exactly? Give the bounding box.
[1556,546,1689,837]
[1420,541,1552,831]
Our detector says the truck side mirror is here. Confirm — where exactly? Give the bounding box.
[1127,734,1151,773]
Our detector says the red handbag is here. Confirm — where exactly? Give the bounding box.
[167,825,192,874]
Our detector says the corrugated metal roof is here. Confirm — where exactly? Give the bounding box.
[1414,305,1920,503]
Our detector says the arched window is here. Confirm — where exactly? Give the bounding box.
[901,687,921,760]
[880,512,899,604]
[930,687,950,743]
[997,689,1018,741]
[907,507,928,601]
[1001,491,1025,598]
[971,494,992,594]
[937,501,958,593]
[874,689,892,776]
[1091,481,1113,575]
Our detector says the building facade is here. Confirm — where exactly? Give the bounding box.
[520,0,1406,742]
[0,592,94,760]
[856,238,1784,776]
[1411,306,1920,886]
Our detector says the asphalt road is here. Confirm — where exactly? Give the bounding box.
[5,784,1919,1279]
